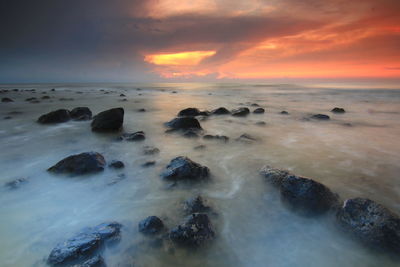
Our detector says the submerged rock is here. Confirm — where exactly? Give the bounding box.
[255,121,266,126]
[70,107,92,121]
[77,255,105,267]
[165,117,202,130]
[161,156,210,181]
[280,175,339,215]
[119,131,145,141]
[336,198,400,254]
[4,177,28,190]
[253,108,265,114]
[183,196,211,214]
[182,129,200,138]
[235,133,257,143]
[178,108,201,117]
[169,213,215,247]
[109,160,124,169]
[142,161,156,167]
[38,109,71,124]
[260,166,291,186]
[138,216,164,234]
[331,107,346,113]
[231,107,250,117]
[280,111,289,115]
[211,107,230,115]
[310,114,330,120]
[47,222,121,266]
[203,135,229,143]
[48,152,106,175]
[91,108,124,132]
[2,97,14,102]
[143,146,160,155]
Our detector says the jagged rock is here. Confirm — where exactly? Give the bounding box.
[231,107,250,117]
[259,166,291,186]
[253,108,265,114]
[38,109,71,124]
[336,198,400,254]
[91,108,124,132]
[70,107,92,121]
[310,114,330,120]
[109,160,124,169]
[47,222,121,266]
[161,156,209,181]
[178,108,201,117]
[203,135,229,143]
[48,152,106,175]
[183,196,211,214]
[138,216,164,234]
[169,213,215,247]
[331,107,346,113]
[119,131,145,141]
[211,107,230,115]
[76,255,105,267]
[165,117,202,130]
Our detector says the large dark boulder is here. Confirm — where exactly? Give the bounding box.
[310,114,330,120]
[138,216,164,234]
[38,109,71,124]
[48,152,106,175]
[170,213,215,247]
[211,107,230,115]
[336,198,400,254]
[331,107,346,113]
[70,107,92,121]
[259,166,291,186]
[165,117,202,130]
[47,222,121,266]
[184,196,211,214]
[178,108,201,117]
[91,108,124,132]
[231,107,250,117]
[280,175,339,215]
[161,156,209,181]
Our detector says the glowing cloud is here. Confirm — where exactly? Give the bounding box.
[145,51,216,66]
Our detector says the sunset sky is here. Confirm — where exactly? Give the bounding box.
[1,0,400,82]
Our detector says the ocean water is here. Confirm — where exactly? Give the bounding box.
[0,82,399,267]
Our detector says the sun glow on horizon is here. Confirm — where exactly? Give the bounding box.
[145,51,216,66]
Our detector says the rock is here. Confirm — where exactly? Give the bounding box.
[310,114,330,120]
[77,255,105,267]
[161,156,210,181]
[235,133,257,143]
[4,178,28,190]
[4,116,12,120]
[25,97,37,101]
[47,222,121,266]
[91,108,124,132]
[38,109,71,124]
[182,129,200,138]
[259,166,291,187]
[165,117,202,130]
[336,198,400,254]
[41,95,51,100]
[119,131,145,141]
[70,107,92,121]
[198,111,210,116]
[138,216,164,234]
[280,175,339,215]
[211,107,230,115]
[107,174,126,186]
[169,213,215,247]
[172,91,177,94]
[203,135,229,143]
[184,196,211,214]
[194,145,206,150]
[231,107,250,117]
[59,98,74,101]
[51,88,55,92]
[120,94,126,97]
[109,160,124,169]
[143,146,160,155]
[255,121,266,126]
[250,103,260,107]
[331,107,346,113]
[253,108,265,114]
[1,97,13,102]
[142,161,156,167]
[280,111,289,115]
[178,108,201,117]
[48,152,106,175]
[137,108,146,112]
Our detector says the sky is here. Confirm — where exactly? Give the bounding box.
[0,0,400,83]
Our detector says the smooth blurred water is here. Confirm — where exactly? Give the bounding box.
[0,83,399,267]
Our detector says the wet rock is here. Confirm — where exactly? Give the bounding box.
[137,108,146,112]
[41,95,51,100]
[194,145,206,150]
[331,107,346,113]
[310,114,330,120]
[77,255,105,267]
[165,117,202,130]
[203,134,229,143]
[198,111,210,116]
[178,108,201,117]
[259,166,291,187]
[7,111,23,115]
[211,107,230,115]
[38,109,71,124]
[250,103,260,107]
[231,107,250,117]
[51,88,56,92]
[109,160,124,169]
[161,156,210,181]
[183,196,211,214]
[70,107,92,121]
[235,133,257,143]
[255,121,266,126]
[143,146,160,155]
[336,198,400,254]
[120,94,126,97]
[280,111,289,115]
[119,131,145,141]
[59,98,74,101]
[169,213,215,247]
[2,97,14,102]
[253,108,265,114]
[280,175,339,215]
[47,222,121,266]
[25,97,37,102]
[48,152,106,175]
[172,91,177,94]
[142,161,156,167]
[182,129,200,138]
[4,178,28,190]
[107,174,126,186]
[4,116,12,120]
[91,108,124,132]
[138,216,164,234]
